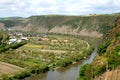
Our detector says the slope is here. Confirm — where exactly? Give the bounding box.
[78,15,120,80]
[0,14,117,37]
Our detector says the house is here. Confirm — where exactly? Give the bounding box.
[20,37,28,41]
[51,39,58,42]
[38,38,49,41]
[9,39,17,44]
[63,39,69,43]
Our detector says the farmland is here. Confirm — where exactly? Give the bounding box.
[0,34,94,79]
[0,61,24,76]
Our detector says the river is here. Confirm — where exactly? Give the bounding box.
[23,47,97,80]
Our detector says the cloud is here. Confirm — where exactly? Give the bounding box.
[0,0,120,17]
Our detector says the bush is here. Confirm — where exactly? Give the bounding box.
[10,41,26,49]
[0,41,26,53]
[13,70,31,79]
[1,74,9,80]
[98,41,110,55]
[79,63,106,79]
[107,50,120,70]
[115,45,120,52]
[29,64,49,74]
[79,64,92,80]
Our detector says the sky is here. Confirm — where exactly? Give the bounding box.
[0,0,120,17]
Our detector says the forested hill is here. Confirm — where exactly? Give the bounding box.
[0,14,118,37]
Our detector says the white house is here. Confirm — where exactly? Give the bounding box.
[20,37,28,40]
[9,39,17,44]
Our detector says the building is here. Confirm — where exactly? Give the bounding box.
[9,39,17,44]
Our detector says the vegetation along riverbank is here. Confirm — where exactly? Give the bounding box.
[0,33,95,80]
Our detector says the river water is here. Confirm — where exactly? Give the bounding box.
[23,48,97,80]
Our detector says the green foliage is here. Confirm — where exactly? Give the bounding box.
[29,64,49,74]
[79,64,92,80]
[10,41,26,49]
[107,46,120,70]
[77,77,84,80]
[115,33,120,38]
[0,41,26,53]
[98,41,110,55]
[55,58,72,67]
[79,63,106,80]
[13,70,31,79]
[1,74,10,80]
[0,33,3,42]
[0,20,22,27]
[0,31,9,42]
[114,45,120,52]
[93,64,106,76]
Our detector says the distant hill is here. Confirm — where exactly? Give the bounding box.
[0,14,118,37]
[0,17,24,20]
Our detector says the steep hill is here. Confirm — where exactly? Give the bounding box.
[0,15,117,37]
[78,15,120,80]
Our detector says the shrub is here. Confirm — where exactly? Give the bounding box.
[98,41,110,55]
[79,64,92,80]
[13,70,31,79]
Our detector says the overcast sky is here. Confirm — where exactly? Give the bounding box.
[0,0,120,17]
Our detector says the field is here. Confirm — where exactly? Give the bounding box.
[0,61,24,76]
[0,34,94,79]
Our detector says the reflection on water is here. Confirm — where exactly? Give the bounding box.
[23,48,97,80]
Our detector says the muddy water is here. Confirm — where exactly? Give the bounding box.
[23,48,97,80]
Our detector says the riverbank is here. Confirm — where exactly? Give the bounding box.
[0,47,94,80]
[23,47,97,80]
[1,48,94,80]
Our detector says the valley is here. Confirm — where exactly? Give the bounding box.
[0,33,95,80]
[0,13,119,80]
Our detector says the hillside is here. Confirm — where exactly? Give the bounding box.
[78,15,120,80]
[0,15,117,37]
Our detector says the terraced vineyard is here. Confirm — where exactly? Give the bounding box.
[0,34,93,79]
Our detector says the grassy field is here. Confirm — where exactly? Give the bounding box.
[0,34,94,79]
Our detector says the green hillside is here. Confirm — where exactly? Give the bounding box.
[0,14,117,37]
[78,15,120,80]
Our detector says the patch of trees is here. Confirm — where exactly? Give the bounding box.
[98,41,110,55]
[0,31,9,43]
[107,45,120,70]
[78,63,106,80]
[0,41,26,52]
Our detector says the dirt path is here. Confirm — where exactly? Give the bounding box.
[0,61,24,76]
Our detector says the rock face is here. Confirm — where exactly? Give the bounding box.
[0,15,117,37]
